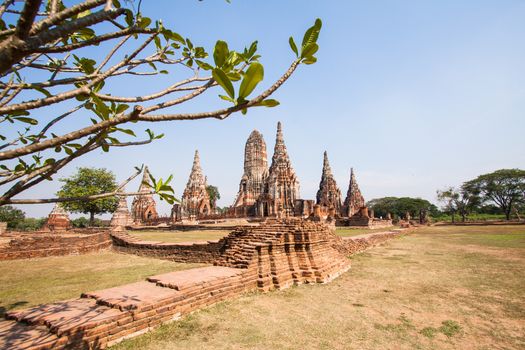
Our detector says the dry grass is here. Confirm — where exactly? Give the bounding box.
[112,225,525,350]
[127,230,231,243]
[0,251,204,317]
[335,226,395,237]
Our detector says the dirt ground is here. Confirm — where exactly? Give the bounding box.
[111,225,525,350]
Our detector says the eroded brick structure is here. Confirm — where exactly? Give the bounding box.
[0,220,407,349]
[131,166,158,224]
[316,151,342,214]
[181,150,211,219]
[110,195,132,230]
[231,130,269,217]
[342,168,365,217]
[256,122,300,217]
[41,203,71,231]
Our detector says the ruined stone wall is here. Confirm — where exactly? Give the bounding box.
[110,231,224,264]
[0,231,111,260]
[0,221,410,350]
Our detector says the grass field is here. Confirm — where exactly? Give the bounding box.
[111,225,525,350]
[127,230,231,243]
[0,252,205,317]
[335,227,396,237]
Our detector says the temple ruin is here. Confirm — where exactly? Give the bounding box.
[316,151,342,214]
[255,122,300,217]
[180,150,211,220]
[131,166,158,224]
[231,130,269,217]
[41,203,71,231]
[110,195,132,230]
[342,168,365,217]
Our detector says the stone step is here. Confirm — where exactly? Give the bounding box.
[0,320,65,350]
[147,266,243,291]
[82,281,183,312]
[6,298,126,338]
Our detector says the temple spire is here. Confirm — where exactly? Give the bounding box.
[271,121,290,166]
[192,150,201,172]
[138,166,152,194]
[322,151,333,179]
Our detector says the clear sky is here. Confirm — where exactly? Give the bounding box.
[9,0,525,218]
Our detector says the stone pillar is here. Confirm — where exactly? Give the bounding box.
[359,206,369,218]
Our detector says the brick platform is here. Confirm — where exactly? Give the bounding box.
[1,220,408,349]
[0,231,112,261]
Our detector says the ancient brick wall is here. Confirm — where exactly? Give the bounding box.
[0,231,112,260]
[0,221,410,349]
[110,231,224,264]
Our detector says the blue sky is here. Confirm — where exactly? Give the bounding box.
[9,0,525,218]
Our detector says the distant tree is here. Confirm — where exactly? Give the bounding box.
[0,0,322,206]
[206,185,220,210]
[57,167,118,225]
[437,186,480,222]
[464,169,525,220]
[0,205,25,228]
[367,197,439,220]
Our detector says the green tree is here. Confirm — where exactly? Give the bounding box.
[206,185,220,210]
[367,197,439,220]
[0,1,322,207]
[57,167,118,225]
[0,205,25,228]
[437,186,480,222]
[464,169,525,220]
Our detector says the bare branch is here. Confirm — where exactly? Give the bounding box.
[15,0,42,39]
[30,0,106,35]
[34,102,85,142]
[33,26,156,54]
[95,76,212,103]
[94,34,130,74]
[0,33,156,114]
[5,165,148,205]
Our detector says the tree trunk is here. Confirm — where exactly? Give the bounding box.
[461,212,466,222]
[89,211,95,226]
[505,209,511,221]
[451,212,455,223]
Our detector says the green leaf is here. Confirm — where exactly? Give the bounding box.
[238,62,264,99]
[301,18,322,49]
[212,68,235,99]
[154,36,161,50]
[302,56,317,65]
[219,95,234,103]
[34,86,52,97]
[213,40,229,68]
[14,117,38,125]
[255,99,280,107]
[115,128,136,137]
[138,16,151,29]
[115,104,129,114]
[289,36,298,57]
[301,43,318,59]
[196,60,213,71]
[124,10,134,26]
[226,71,241,81]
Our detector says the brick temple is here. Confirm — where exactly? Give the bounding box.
[231,130,269,217]
[131,166,158,224]
[316,151,342,214]
[180,150,211,220]
[255,121,300,217]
